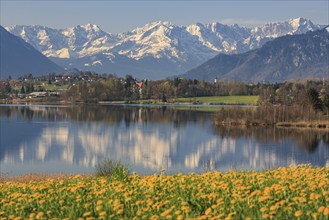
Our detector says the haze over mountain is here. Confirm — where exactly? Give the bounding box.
[182,27,329,82]
[6,18,325,79]
[0,26,63,79]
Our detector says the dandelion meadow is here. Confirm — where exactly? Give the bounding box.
[1,165,328,219]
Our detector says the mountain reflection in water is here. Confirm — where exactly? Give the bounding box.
[0,105,328,175]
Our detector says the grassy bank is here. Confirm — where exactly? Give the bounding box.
[215,105,329,129]
[136,95,259,105]
[1,166,328,219]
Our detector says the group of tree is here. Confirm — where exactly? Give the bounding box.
[1,72,329,115]
[258,80,329,115]
[0,81,12,99]
[62,75,268,102]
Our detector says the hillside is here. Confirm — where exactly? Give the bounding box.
[0,26,63,79]
[182,27,329,82]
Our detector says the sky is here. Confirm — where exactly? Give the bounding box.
[0,0,328,33]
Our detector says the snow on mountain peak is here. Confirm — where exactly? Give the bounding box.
[5,18,325,76]
[132,21,174,35]
[288,17,313,31]
[78,23,101,32]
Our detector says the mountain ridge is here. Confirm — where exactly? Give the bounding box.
[181,27,329,82]
[5,18,326,79]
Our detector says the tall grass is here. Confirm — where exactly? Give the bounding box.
[215,105,328,126]
[95,159,129,181]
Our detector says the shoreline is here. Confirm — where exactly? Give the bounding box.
[4,99,256,106]
[214,120,329,130]
[1,165,326,182]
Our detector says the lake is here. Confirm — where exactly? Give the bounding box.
[0,104,328,176]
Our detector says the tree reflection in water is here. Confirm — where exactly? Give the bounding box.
[213,125,329,153]
[0,105,328,175]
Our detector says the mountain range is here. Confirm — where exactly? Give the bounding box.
[182,27,329,82]
[5,17,325,79]
[0,26,63,79]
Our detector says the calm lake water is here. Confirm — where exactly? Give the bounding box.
[0,104,328,176]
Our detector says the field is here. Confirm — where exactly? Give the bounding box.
[42,85,69,91]
[12,84,68,92]
[137,96,259,105]
[174,96,259,105]
[1,165,328,219]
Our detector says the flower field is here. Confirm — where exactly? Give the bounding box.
[1,165,328,219]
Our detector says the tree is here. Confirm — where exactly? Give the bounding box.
[323,94,329,116]
[161,93,167,102]
[307,88,323,111]
[4,82,12,94]
[20,86,26,94]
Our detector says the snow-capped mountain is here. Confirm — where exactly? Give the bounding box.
[7,24,123,59]
[6,18,325,79]
[182,27,329,82]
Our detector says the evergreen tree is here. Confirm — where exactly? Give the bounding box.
[20,86,25,94]
[307,88,323,111]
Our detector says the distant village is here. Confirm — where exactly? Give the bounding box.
[0,71,145,100]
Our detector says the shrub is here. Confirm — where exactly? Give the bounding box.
[95,159,129,181]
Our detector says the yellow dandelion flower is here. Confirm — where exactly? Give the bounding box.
[263,214,270,219]
[318,206,325,213]
[205,208,212,215]
[295,211,302,217]
[260,207,267,212]
[151,215,159,220]
[181,201,188,206]
[324,208,329,216]
[176,215,184,220]
[99,211,106,216]
[160,209,171,217]
[36,212,44,219]
[175,210,182,215]
[96,205,103,211]
[83,212,91,217]
[136,210,143,216]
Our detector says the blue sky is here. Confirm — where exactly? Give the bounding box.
[1,0,328,33]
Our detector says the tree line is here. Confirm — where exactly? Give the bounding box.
[61,75,280,102]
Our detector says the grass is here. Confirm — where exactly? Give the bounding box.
[42,85,69,90]
[95,159,130,181]
[136,96,259,105]
[174,96,259,105]
[0,165,328,219]
[12,84,68,92]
